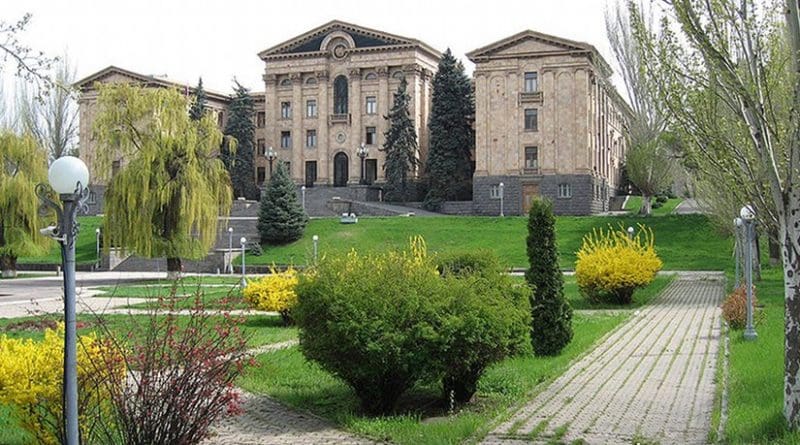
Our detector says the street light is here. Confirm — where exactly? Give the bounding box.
[734,217,743,288]
[266,146,277,177]
[740,205,757,341]
[312,235,319,262]
[227,227,234,274]
[36,155,89,445]
[301,185,306,211]
[357,142,369,185]
[95,227,101,269]
[499,182,504,217]
[240,236,247,289]
[627,226,635,239]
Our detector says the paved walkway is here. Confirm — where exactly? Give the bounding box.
[482,273,724,445]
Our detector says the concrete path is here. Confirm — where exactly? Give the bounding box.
[482,273,724,445]
[673,198,703,215]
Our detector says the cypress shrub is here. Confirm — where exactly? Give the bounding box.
[525,199,573,356]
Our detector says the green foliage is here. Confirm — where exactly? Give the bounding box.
[435,249,502,277]
[223,81,260,200]
[0,131,51,273]
[294,239,529,413]
[91,83,233,270]
[381,78,418,202]
[423,49,475,209]
[188,77,207,121]
[525,199,573,356]
[258,162,308,245]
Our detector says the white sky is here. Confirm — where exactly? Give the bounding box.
[4,0,623,95]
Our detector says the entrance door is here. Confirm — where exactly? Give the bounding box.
[334,152,348,187]
[305,161,317,187]
[522,183,540,214]
[365,159,377,185]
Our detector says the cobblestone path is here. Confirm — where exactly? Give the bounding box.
[482,273,724,445]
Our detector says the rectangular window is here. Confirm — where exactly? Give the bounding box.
[284,161,291,175]
[217,112,224,127]
[280,131,291,148]
[365,126,377,145]
[257,167,266,185]
[525,146,538,170]
[306,99,317,118]
[365,96,377,115]
[306,129,317,148]
[305,161,317,187]
[257,138,266,156]
[256,111,266,128]
[87,190,97,204]
[112,160,121,176]
[280,101,291,119]
[524,108,538,131]
[490,185,501,199]
[365,159,377,184]
[558,183,572,199]
[524,72,539,93]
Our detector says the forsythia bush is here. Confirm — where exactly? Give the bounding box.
[722,286,759,329]
[243,266,299,323]
[0,324,123,444]
[575,225,662,304]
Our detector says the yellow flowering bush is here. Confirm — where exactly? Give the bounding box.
[0,324,124,444]
[575,225,662,304]
[243,265,300,323]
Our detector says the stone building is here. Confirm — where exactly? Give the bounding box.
[467,30,631,216]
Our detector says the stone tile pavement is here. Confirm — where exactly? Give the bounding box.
[482,273,724,445]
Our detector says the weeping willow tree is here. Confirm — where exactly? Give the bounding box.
[0,131,51,277]
[92,83,233,276]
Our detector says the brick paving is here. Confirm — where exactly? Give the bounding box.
[482,273,724,445]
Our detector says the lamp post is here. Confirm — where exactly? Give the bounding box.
[36,156,89,445]
[266,146,277,177]
[627,226,635,240]
[357,142,368,185]
[301,185,306,211]
[312,235,319,262]
[227,227,233,274]
[95,227,101,269]
[499,182,504,217]
[734,217,743,288]
[240,237,247,288]
[740,205,758,341]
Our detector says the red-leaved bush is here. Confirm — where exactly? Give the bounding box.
[721,285,758,330]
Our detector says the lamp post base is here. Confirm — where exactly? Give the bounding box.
[744,328,758,341]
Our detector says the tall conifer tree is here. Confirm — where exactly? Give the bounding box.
[424,49,475,210]
[188,77,207,121]
[257,162,308,245]
[381,77,418,201]
[223,81,259,200]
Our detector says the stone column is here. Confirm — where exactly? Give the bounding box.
[264,73,278,156]
[349,68,362,182]
[506,70,519,174]
[377,67,389,182]
[317,70,330,184]
[290,73,303,182]
[474,72,488,177]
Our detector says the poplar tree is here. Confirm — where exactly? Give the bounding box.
[188,77,207,121]
[0,131,50,277]
[92,83,233,277]
[424,49,475,210]
[223,81,260,200]
[381,77,418,202]
[258,162,308,245]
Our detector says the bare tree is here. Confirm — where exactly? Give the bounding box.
[17,54,78,160]
[0,13,57,98]
[630,0,800,426]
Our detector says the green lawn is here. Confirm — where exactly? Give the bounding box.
[623,196,683,216]
[248,214,729,270]
[17,216,102,265]
[238,312,626,445]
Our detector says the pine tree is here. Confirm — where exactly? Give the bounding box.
[381,77,418,202]
[525,199,573,356]
[188,77,207,121]
[424,49,475,210]
[258,162,308,245]
[223,81,260,200]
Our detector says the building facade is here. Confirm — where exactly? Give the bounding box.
[75,22,629,216]
[467,30,630,216]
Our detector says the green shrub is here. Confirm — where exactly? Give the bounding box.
[525,199,573,356]
[294,237,530,413]
[435,249,503,277]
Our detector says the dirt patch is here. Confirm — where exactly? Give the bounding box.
[4,318,95,333]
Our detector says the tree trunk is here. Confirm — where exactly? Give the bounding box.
[754,227,762,281]
[167,257,182,280]
[783,221,800,428]
[0,255,17,278]
[770,227,782,267]
[639,194,652,215]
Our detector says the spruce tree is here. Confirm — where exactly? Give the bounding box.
[258,162,308,245]
[188,77,207,121]
[381,77,418,201]
[525,199,573,356]
[223,81,260,200]
[424,49,475,210]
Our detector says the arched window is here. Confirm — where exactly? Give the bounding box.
[392,71,405,80]
[333,75,348,114]
[280,78,292,87]
[364,72,378,81]
[305,77,318,85]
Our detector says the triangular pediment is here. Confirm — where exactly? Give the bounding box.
[466,30,592,61]
[258,20,423,59]
[73,66,230,101]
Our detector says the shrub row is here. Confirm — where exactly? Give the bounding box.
[294,238,531,414]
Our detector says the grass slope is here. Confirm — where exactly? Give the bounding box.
[18,216,102,265]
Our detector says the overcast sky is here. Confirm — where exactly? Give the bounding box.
[4,0,625,95]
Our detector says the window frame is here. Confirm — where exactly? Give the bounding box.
[524,72,539,93]
[306,99,317,118]
[365,126,377,145]
[558,183,572,199]
[280,101,292,120]
[365,96,377,115]
[280,131,292,149]
[524,146,539,171]
[524,108,539,132]
[306,129,317,148]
